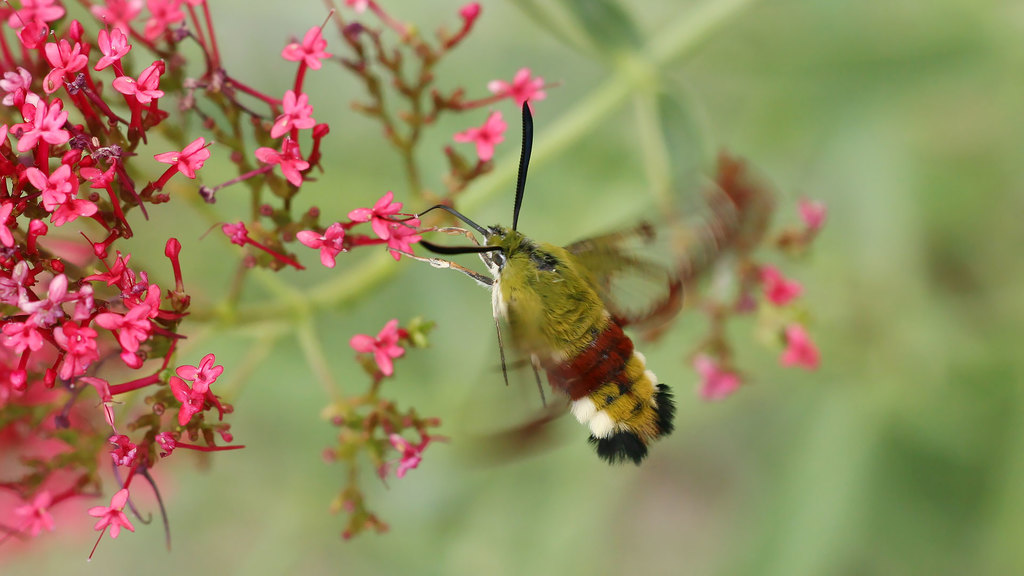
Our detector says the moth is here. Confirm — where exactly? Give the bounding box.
[393,104,705,465]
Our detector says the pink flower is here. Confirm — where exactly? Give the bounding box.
[387,433,436,478]
[53,321,100,379]
[42,39,88,93]
[95,301,154,356]
[0,202,15,248]
[281,26,332,70]
[488,68,546,108]
[156,431,176,456]
[95,28,132,71]
[345,0,369,12]
[91,0,143,34]
[453,111,506,162]
[2,320,45,354]
[271,90,316,138]
[347,191,405,240]
[19,273,70,325]
[781,324,820,370]
[112,61,165,104]
[51,197,98,226]
[694,354,741,400]
[799,198,827,232]
[88,488,135,539]
[760,265,802,306]
[384,219,422,260]
[175,353,224,391]
[25,164,79,212]
[13,490,56,537]
[7,0,65,29]
[255,138,309,186]
[154,137,210,179]
[169,375,206,426]
[297,223,347,268]
[143,0,185,41]
[108,434,138,467]
[12,99,70,152]
[350,319,405,377]
[459,3,481,25]
[221,222,249,246]
[1,67,34,106]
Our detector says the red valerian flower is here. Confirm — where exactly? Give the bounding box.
[13,490,56,537]
[297,222,347,268]
[347,191,404,240]
[0,202,14,247]
[169,375,206,426]
[488,68,546,108]
[2,320,45,354]
[221,222,249,246]
[143,0,185,41]
[350,319,405,377]
[156,431,176,456]
[271,89,316,138]
[95,28,132,71]
[7,0,65,28]
[42,39,88,93]
[53,320,100,379]
[760,265,802,306]
[175,353,224,391]
[694,354,742,400]
[386,433,437,478]
[12,98,70,152]
[781,323,820,370]
[25,164,78,212]
[255,138,309,186]
[154,137,211,179]
[798,198,827,232]
[87,488,135,540]
[281,26,333,70]
[90,0,143,34]
[1,67,34,106]
[383,219,422,260]
[108,434,138,467]
[112,61,165,104]
[453,110,506,162]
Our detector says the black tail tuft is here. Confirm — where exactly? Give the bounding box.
[654,383,676,437]
[589,431,648,466]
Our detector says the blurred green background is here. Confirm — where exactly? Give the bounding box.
[8,0,1024,574]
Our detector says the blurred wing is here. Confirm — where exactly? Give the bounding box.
[564,154,775,339]
[565,222,683,335]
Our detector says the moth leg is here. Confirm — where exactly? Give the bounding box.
[530,354,547,407]
[494,316,510,387]
[389,248,493,287]
[433,227,482,246]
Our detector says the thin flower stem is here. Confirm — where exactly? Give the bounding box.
[297,317,342,401]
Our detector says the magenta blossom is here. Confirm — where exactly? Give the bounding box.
[112,61,165,104]
[799,198,827,232]
[781,324,820,370]
[488,68,546,108]
[281,26,332,70]
[760,265,802,306]
[88,488,134,540]
[13,490,56,537]
[271,90,316,138]
[694,354,742,400]
[175,353,224,391]
[453,110,506,162]
[154,137,211,179]
[350,319,405,377]
[12,98,70,152]
[347,191,405,240]
[95,28,132,71]
[255,138,309,186]
[297,223,347,268]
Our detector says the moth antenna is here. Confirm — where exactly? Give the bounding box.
[418,204,490,237]
[419,240,503,256]
[512,102,533,232]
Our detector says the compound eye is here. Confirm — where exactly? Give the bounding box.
[491,251,506,269]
